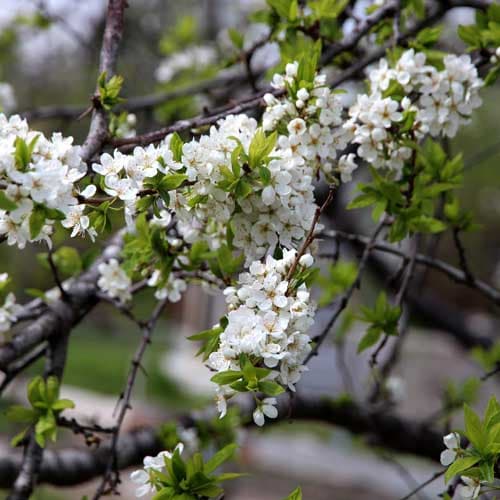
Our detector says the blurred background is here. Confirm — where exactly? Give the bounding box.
[0,0,500,498]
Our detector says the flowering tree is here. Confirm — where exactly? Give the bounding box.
[1,0,500,499]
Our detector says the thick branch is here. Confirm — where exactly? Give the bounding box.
[0,396,444,489]
[0,233,123,372]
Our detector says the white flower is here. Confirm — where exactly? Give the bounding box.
[62,205,96,241]
[153,274,187,303]
[130,444,184,498]
[440,432,461,466]
[97,259,132,303]
[253,397,278,426]
[457,477,481,499]
[287,118,307,136]
[299,254,313,268]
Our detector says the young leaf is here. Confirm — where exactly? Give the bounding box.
[204,443,238,473]
[282,487,302,500]
[210,371,243,385]
[444,456,481,483]
[357,326,382,353]
[0,191,17,211]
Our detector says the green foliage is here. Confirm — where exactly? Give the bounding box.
[357,292,401,353]
[0,190,18,211]
[97,72,125,111]
[88,200,113,235]
[188,324,224,361]
[248,129,277,170]
[29,204,66,239]
[282,487,302,500]
[267,0,298,21]
[228,28,244,50]
[443,396,500,487]
[210,354,284,396]
[7,376,75,448]
[457,4,500,85]
[14,135,39,171]
[149,443,241,499]
[316,260,357,306]
[348,138,470,242]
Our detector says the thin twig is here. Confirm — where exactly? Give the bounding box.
[47,247,69,302]
[319,229,500,307]
[92,298,168,499]
[398,470,445,500]
[305,219,387,364]
[286,187,335,284]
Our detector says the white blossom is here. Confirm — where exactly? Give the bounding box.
[253,397,278,426]
[440,432,461,466]
[97,259,132,303]
[457,477,481,499]
[130,443,184,498]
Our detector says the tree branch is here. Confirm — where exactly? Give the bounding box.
[0,395,445,489]
[80,0,128,162]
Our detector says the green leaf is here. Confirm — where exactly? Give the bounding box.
[6,405,36,423]
[98,72,125,111]
[27,376,44,406]
[215,472,246,481]
[188,325,223,342]
[159,173,188,191]
[282,487,302,500]
[259,166,271,185]
[410,216,446,234]
[169,132,184,162]
[457,24,482,48]
[357,326,382,353]
[52,399,75,411]
[258,380,285,396]
[347,191,379,209]
[248,129,277,169]
[11,428,29,447]
[204,443,238,474]
[445,456,481,483]
[228,28,244,49]
[266,0,295,19]
[29,205,46,239]
[464,404,487,451]
[0,191,17,211]
[45,376,59,405]
[210,371,243,385]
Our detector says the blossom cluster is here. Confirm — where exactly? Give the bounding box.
[0,114,95,248]
[345,49,483,175]
[440,432,482,499]
[262,61,353,181]
[209,250,316,425]
[97,258,132,303]
[92,136,183,229]
[130,443,184,498]
[155,45,217,83]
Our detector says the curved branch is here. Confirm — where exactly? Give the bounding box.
[0,396,444,489]
[320,229,500,307]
